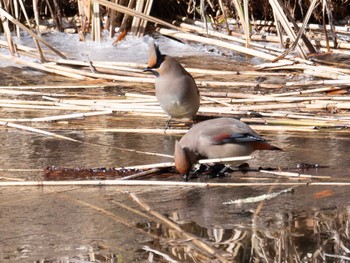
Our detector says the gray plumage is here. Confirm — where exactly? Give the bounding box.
[145,40,200,124]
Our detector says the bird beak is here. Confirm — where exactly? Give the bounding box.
[174,141,192,181]
[143,67,159,77]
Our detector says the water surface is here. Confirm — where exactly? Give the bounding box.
[0,35,350,262]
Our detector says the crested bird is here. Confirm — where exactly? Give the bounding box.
[144,40,200,129]
[174,117,282,180]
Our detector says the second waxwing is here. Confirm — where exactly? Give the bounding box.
[144,40,200,129]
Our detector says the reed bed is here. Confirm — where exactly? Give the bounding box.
[1,3,350,262]
[0,86,349,130]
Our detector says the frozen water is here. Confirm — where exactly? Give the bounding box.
[0,31,211,67]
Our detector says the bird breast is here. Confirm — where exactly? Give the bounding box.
[155,74,199,118]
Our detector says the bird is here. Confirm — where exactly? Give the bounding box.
[143,40,200,129]
[173,117,282,180]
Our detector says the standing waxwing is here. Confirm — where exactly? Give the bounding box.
[144,39,200,129]
[174,118,282,180]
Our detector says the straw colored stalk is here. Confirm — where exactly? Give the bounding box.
[231,0,250,48]
[272,0,318,62]
[255,62,349,73]
[311,57,350,69]
[187,68,286,76]
[70,61,147,69]
[156,28,278,61]
[86,125,320,134]
[13,0,20,37]
[0,40,37,53]
[130,0,145,35]
[199,91,271,99]
[45,99,164,113]
[89,128,187,135]
[58,58,284,77]
[0,121,82,143]
[0,7,65,58]
[126,191,228,262]
[286,79,350,87]
[268,0,307,59]
[0,102,91,111]
[0,84,115,90]
[18,0,45,61]
[303,69,350,81]
[217,0,230,35]
[91,2,101,41]
[42,99,310,115]
[0,89,68,97]
[228,18,350,35]
[0,110,113,123]
[120,168,160,180]
[245,118,350,127]
[259,170,331,179]
[287,64,350,76]
[0,176,26,181]
[93,0,184,32]
[52,98,158,106]
[249,125,319,132]
[276,86,347,95]
[44,62,155,83]
[125,93,155,99]
[173,20,283,55]
[119,156,253,171]
[54,98,158,105]
[305,101,350,110]
[42,62,287,87]
[0,99,58,105]
[196,80,283,89]
[309,65,350,75]
[241,112,350,123]
[200,103,306,112]
[57,59,146,74]
[0,8,16,55]
[137,0,154,37]
[316,43,343,57]
[1,180,350,187]
[250,34,350,51]
[0,53,87,80]
[0,168,42,172]
[227,96,350,104]
[58,59,288,77]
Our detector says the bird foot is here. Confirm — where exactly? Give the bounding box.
[237,163,250,172]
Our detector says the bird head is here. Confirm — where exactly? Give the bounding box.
[143,39,165,77]
[174,140,192,181]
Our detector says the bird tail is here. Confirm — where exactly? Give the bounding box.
[253,141,283,151]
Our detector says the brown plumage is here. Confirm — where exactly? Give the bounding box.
[144,40,200,128]
[174,118,282,180]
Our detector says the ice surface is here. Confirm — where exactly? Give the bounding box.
[0,31,210,67]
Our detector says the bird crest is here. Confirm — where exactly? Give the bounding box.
[147,39,165,69]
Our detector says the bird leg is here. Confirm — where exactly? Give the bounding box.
[191,116,196,127]
[237,163,250,172]
[183,173,189,182]
[164,117,172,131]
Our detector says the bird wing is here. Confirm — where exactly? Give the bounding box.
[211,132,264,144]
[197,121,265,145]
